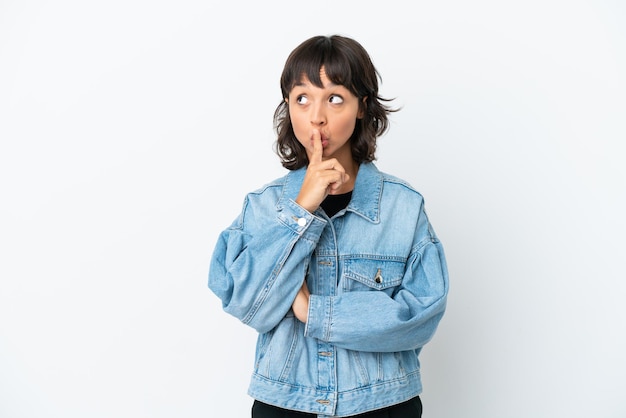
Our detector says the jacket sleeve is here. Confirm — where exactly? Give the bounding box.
[304,204,449,352]
[209,195,326,334]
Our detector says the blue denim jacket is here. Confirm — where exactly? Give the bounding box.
[209,162,448,417]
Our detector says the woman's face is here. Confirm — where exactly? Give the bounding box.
[287,66,363,164]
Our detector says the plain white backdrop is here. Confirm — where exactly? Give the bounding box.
[1,1,625,417]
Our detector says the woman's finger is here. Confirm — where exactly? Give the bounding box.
[310,129,323,164]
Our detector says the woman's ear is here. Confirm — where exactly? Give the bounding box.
[357,96,368,119]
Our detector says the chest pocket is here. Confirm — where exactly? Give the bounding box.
[342,258,405,295]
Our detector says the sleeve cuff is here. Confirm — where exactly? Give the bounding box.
[304,294,332,341]
[277,198,326,241]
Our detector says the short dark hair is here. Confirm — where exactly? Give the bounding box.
[274,35,398,170]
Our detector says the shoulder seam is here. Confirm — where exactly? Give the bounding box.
[381,175,423,197]
[247,176,288,196]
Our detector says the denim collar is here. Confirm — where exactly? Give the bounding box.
[278,162,382,224]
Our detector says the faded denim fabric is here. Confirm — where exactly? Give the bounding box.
[209,163,448,417]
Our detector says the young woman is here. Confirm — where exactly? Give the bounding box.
[209,35,449,418]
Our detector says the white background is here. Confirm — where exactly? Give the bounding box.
[1,1,625,417]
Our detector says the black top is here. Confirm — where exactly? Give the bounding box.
[320,191,353,218]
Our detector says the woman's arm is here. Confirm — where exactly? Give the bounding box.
[304,206,449,352]
[209,196,326,334]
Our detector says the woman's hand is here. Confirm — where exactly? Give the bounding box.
[292,281,310,323]
[295,129,349,213]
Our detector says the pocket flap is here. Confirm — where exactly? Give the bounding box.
[344,258,404,290]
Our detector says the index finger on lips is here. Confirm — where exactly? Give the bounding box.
[310,129,323,164]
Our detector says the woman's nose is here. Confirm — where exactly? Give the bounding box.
[310,104,326,126]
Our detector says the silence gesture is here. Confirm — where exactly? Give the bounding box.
[295,129,350,213]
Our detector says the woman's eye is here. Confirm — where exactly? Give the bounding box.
[296,95,308,104]
[329,95,344,104]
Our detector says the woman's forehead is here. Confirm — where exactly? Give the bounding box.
[292,68,349,92]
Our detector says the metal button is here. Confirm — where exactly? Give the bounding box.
[297,217,307,226]
[374,268,383,284]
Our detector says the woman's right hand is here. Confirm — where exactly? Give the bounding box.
[295,129,349,213]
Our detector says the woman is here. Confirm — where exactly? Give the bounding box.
[209,34,449,417]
